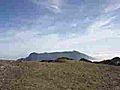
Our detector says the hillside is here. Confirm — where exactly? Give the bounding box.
[0,60,120,90]
[18,51,94,61]
[94,57,120,66]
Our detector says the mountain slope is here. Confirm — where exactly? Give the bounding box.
[20,51,94,61]
[0,60,120,90]
[94,57,120,66]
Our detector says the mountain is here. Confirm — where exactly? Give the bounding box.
[80,58,92,63]
[19,50,94,61]
[94,57,120,66]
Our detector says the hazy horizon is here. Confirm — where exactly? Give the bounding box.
[0,0,120,60]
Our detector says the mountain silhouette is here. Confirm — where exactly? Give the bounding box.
[94,57,120,66]
[19,50,94,61]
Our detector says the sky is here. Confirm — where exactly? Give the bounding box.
[0,0,120,60]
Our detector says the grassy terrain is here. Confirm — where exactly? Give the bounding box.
[0,60,120,90]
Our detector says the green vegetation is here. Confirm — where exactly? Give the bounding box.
[0,60,120,90]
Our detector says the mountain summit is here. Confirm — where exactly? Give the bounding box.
[19,51,94,61]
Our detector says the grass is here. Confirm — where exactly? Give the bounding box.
[0,60,120,90]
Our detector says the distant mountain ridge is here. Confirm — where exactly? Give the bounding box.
[94,57,120,66]
[19,50,94,61]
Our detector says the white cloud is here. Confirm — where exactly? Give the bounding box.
[1,0,120,60]
[46,5,61,13]
[104,0,120,13]
[89,16,116,33]
[0,30,61,59]
[0,23,120,60]
[93,50,120,60]
[30,0,65,13]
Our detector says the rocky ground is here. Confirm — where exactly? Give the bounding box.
[0,60,120,90]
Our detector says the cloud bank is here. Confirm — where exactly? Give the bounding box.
[0,0,120,60]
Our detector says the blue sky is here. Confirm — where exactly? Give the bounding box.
[0,0,120,60]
